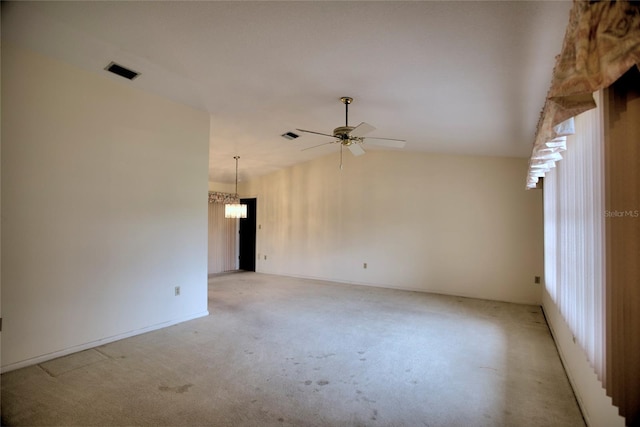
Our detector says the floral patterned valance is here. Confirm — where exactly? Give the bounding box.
[208,192,239,204]
[527,0,640,188]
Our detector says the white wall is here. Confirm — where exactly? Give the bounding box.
[242,150,544,304]
[542,290,624,427]
[209,181,236,193]
[1,45,210,371]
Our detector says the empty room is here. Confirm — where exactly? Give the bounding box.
[1,1,639,426]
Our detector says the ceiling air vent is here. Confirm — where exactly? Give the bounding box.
[104,62,140,80]
[281,131,299,140]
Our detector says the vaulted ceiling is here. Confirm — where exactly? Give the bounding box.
[2,1,572,183]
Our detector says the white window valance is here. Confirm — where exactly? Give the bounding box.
[527,118,574,188]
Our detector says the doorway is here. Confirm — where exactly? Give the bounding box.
[239,198,257,271]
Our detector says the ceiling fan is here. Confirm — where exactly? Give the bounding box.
[296,97,406,159]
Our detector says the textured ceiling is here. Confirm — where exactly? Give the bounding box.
[2,1,572,183]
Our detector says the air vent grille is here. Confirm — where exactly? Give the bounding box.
[105,62,140,80]
[281,131,299,140]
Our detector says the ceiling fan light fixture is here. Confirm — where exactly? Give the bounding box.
[296,96,406,167]
[225,156,247,219]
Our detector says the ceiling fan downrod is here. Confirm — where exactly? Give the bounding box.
[340,96,353,127]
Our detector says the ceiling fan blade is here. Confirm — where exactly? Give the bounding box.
[363,138,406,148]
[348,143,366,157]
[302,141,335,151]
[364,136,406,142]
[296,128,335,138]
[349,122,376,138]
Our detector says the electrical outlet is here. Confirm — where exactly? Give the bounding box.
[363,262,367,269]
[534,276,541,284]
[174,286,181,296]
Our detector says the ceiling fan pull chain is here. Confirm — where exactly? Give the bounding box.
[340,145,344,170]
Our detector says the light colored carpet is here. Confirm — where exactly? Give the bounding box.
[1,272,585,426]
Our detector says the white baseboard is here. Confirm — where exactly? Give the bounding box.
[1,311,209,373]
[541,290,624,427]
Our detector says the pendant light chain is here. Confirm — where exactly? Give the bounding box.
[234,155,240,197]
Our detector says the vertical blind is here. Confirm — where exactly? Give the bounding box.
[543,91,605,381]
[208,201,238,274]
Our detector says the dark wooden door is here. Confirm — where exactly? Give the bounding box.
[239,198,256,271]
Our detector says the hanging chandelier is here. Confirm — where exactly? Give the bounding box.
[225,156,247,219]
